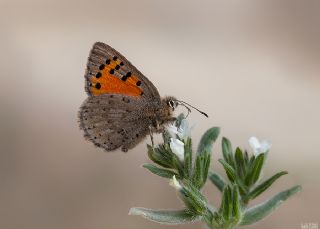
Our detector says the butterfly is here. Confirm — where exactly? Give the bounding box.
[79,42,207,152]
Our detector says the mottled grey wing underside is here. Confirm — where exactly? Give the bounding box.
[79,94,151,152]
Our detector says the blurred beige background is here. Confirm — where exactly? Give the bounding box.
[0,0,319,228]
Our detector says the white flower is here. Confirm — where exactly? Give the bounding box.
[167,119,193,141]
[249,136,272,156]
[170,138,185,162]
[177,119,192,140]
[169,175,182,190]
[167,124,179,136]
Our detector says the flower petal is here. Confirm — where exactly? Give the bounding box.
[260,140,272,153]
[167,124,179,137]
[249,136,272,155]
[177,119,192,140]
[170,138,185,162]
[249,137,260,154]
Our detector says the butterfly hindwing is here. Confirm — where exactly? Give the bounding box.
[85,42,161,102]
[79,94,151,152]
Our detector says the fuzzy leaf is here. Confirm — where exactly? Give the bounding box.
[231,185,241,225]
[179,181,208,215]
[235,177,249,196]
[209,171,225,192]
[147,145,172,168]
[197,127,220,155]
[143,164,178,179]
[248,155,256,169]
[241,185,302,225]
[158,142,184,176]
[184,138,193,178]
[251,153,265,184]
[234,147,246,179]
[247,171,288,200]
[202,152,211,186]
[219,159,236,182]
[158,144,176,165]
[192,151,211,189]
[211,212,224,229]
[245,153,265,186]
[244,150,249,165]
[220,186,232,222]
[192,155,203,188]
[129,208,200,225]
[222,137,234,165]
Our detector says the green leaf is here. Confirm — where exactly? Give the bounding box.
[158,144,175,166]
[197,127,220,155]
[179,181,208,215]
[147,145,172,169]
[219,159,236,182]
[234,147,246,179]
[231,185,242,225]
[211,212,224,229]
[245,153,265,186]
[247,171,288,200]
[244,150,249,165]
[203,152,211,186]
[240,185,302,225]
[184,138,193,178]
[202,208,214,228]
[235,176,249,197]
[209,171,225,192]
[192,155,203,188]
[143,164,178,179]
[222,137,234,165]
[251,154,265,184]
[220,186,232,222]
[248,155,256,169]
[129,208,200,225]
[192,151,211,189]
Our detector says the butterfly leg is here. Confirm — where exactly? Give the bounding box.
[149,125,154,146]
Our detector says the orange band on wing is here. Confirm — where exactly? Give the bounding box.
[89,73,142,96]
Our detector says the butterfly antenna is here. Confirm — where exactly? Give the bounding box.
[179,103,191,118]
[176,100,209,118]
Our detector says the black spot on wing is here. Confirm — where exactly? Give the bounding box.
[96,72,102,78]
[95,83,101,89]
[121,72,132,81]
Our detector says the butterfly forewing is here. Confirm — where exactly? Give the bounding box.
[85,42,161,102]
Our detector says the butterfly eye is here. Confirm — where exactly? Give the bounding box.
[168,100,176,109]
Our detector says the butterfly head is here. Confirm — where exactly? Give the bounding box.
[162,96,179,112]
